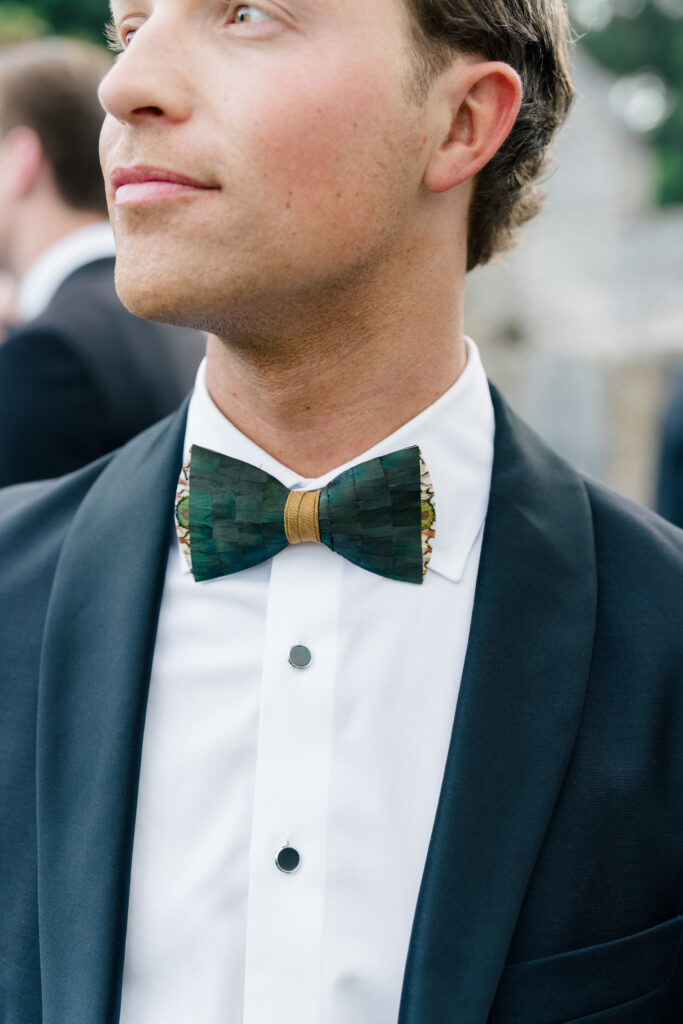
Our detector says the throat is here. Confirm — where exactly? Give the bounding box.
[204,328,466,479]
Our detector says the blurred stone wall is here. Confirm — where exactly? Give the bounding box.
[465,47,683,508]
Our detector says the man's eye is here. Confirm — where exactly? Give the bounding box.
[232,4,272,22]
[121,27,138,46]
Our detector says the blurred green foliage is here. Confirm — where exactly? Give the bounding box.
[1,0,681,205]
[0,3,50,42]
[580,2,683,205]
[0,0,107,42]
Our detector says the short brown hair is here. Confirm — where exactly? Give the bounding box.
[0,38,112,214]
[406,0,575,270]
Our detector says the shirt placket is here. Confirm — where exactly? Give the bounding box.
[242,542,343,1023]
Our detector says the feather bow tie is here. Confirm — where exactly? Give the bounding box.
[175,444,436,584]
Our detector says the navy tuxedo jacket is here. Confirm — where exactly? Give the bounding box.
[1,387,683,1024]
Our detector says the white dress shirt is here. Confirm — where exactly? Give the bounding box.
[119,338,495,1024]
[16,221,115,321]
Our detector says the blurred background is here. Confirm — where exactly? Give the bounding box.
[469,0,683,509]
[0,0,682,508]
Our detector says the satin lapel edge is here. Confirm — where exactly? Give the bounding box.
[36,399,189,1024]
[399,384,598,1024]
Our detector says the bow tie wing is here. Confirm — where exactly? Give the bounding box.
[318,446,424,584]
[184,445,289,582]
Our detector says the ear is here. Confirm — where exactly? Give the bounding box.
[422,61,522,194]
[2,126,44,200]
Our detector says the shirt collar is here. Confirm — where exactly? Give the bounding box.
[178,337,494,584]
[17,221,115,321]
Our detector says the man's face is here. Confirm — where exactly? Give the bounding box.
[99,0,435,329]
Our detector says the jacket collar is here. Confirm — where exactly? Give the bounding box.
[36,384,596,1024]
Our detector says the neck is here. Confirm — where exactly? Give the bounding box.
[13,201,104,280]
[205,249,467,478]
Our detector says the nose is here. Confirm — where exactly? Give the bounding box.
[98,19,192,126]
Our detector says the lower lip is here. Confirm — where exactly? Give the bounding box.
[114,181,213,205]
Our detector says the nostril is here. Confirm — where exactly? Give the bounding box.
[133,106,164,116]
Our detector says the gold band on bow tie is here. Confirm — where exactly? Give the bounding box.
[283,489,322,545]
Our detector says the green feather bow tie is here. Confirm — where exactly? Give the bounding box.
[175,444,436,585]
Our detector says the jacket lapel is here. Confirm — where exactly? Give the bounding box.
[398,385,598,1024]
[36,401,189,1024]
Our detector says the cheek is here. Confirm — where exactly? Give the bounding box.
[99,116,117,164]
[99,116,121,200]
[220,62,417,238]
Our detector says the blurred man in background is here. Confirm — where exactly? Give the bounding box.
[0,268,16,341]
[0,37,205,487]
[656,371,683,528]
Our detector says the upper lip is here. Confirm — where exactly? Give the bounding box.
[110,165,216,190]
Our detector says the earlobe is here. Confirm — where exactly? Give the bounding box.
[422,61,522,195]
[5,126,44,199]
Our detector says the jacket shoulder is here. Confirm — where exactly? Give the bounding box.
[0,455,115,594]
[583,476,683,667]
[492,383,683,579]
[584,475,683,577]
[490,384,682,651]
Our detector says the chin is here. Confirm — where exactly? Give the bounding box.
[113,261,204,328]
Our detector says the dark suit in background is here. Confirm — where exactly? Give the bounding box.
[656,368,683,529]
[0,256,204,487]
